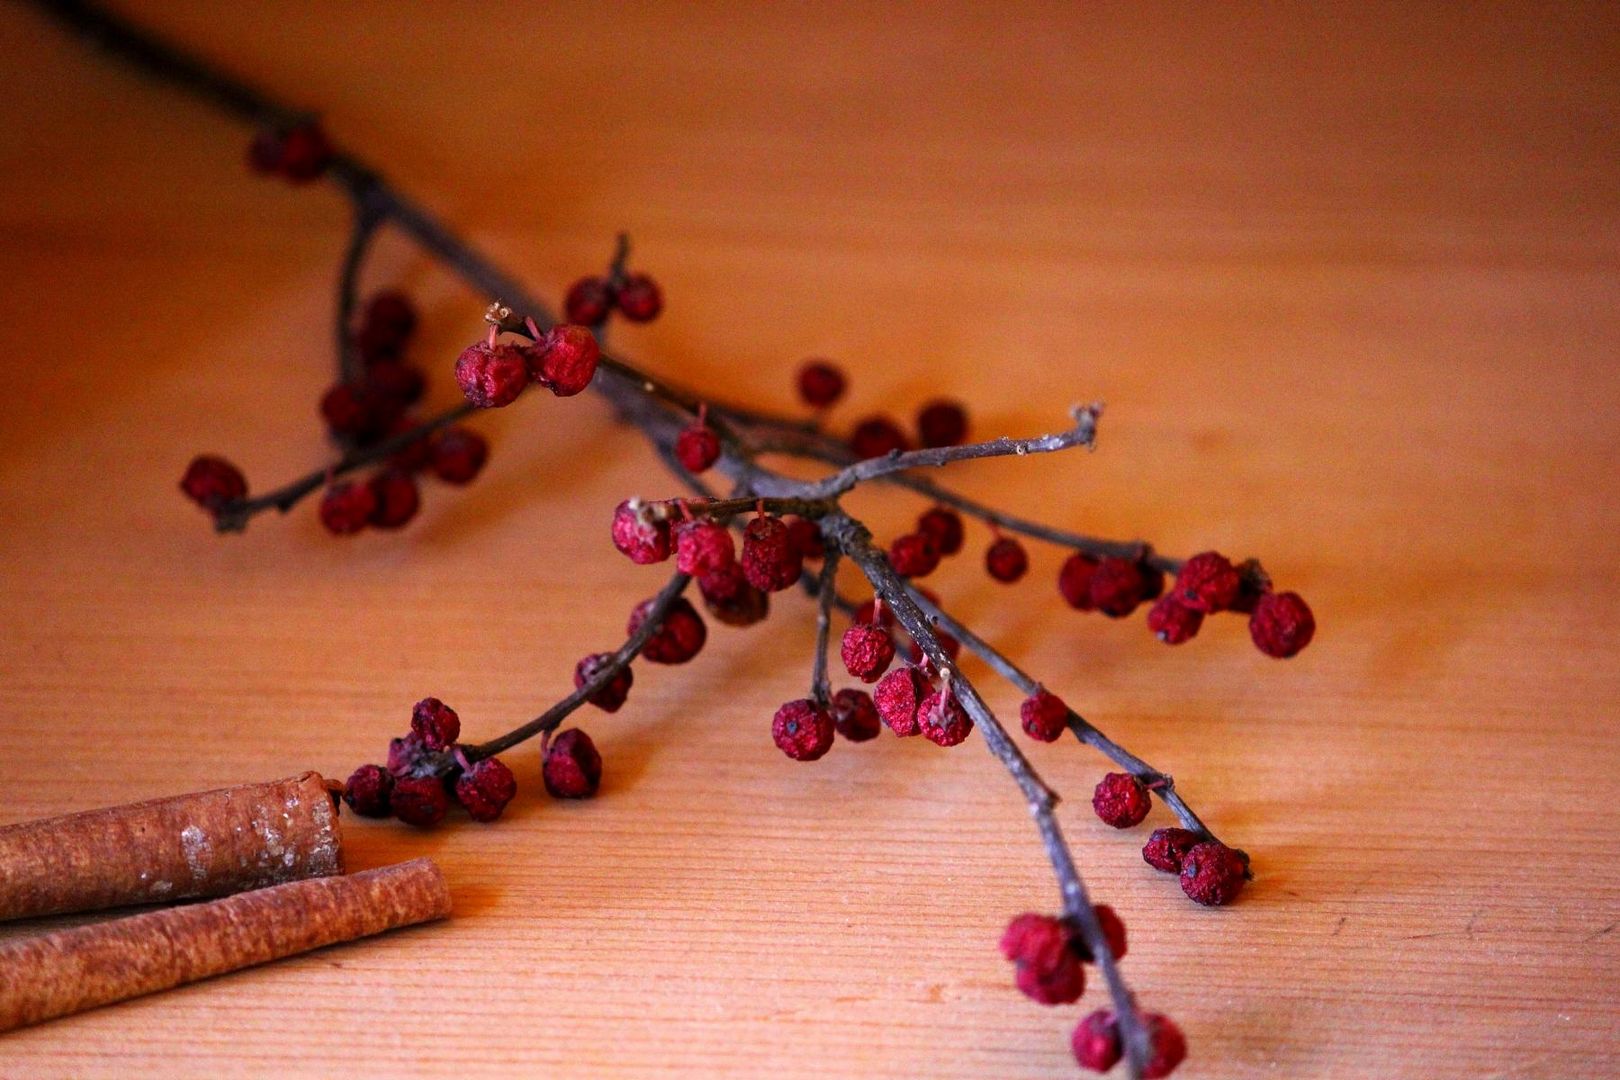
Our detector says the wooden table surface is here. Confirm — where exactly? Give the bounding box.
[2,2,1617,1077]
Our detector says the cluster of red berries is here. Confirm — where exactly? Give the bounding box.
[179,289,492,533]
[247,119,332,184]
[791,357,969,455]
[454,321,601,408]
[340,698,517,826]
[564,272,663,326]
[342,697,606,826]
[316,291,492,536]
[1000,909,1184,1076]
[612,499,825,631]
[1078,769,1248,907]
[1145,551,1316,659]
[872,496,1318,661]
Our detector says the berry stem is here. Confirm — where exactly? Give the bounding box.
[461,570,691,762]
[334,199,385,383]
[905,589,1232,852]
[809,549,843,708]
[793,404,1101,499]
[210,402,477,532]
[827,512,1153,1079]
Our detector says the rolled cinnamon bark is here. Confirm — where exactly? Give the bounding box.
[0,858,450,1032]
[0,772,343,921]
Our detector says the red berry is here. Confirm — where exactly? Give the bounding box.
[1058,553,1100,609]
[455,757,517,822]
[985,537,1028,583]
[1173,550,1241,613]
[1250,591,1316,658]
[742,514,803,592]
[1072,1010,1122,1074]
[1019,688,1069,742]
[387,733,429,777]
[1180,840,1247,906]
[320,382,388,440]
[1074,904,1128,963]
[611,499,672,564]
[674,421,722,473]
[840,623,895,683]
[354,319,407,366]
[616,273,663,322]
[410,697,461,752]
[429,427,489,485]
[528,323,600,397]
[919,688,972,747]
[1147,596,1203,644]
[874,666,928,737]
[454,341,529,408]
[390,775,449,828]
[697,562,770,627]
[1001,913,1083,1005]
[1142,1013,1189,1078]
[1016,959,1085,1005]
[771,699,835,761]
[831,688,881,742]
[1000,913,1071,972]
[916,506,964,556]
[319,481,376,536]
[276,121,332,183]
[543,728,603,798]
[888,533,940,578]
[180,455,247,511]
[1142,827,1202,874]
[341,764,393,818]
[784,515,825,560]
[367,469,420,529]
[675,520,735,576]
[628,596,707,664]
[1092,772,1151,828]
[1089,556,1146,618]
[849,415,910,459]
[363,291,417,341]
[916,399,968,448]
[574,653,633,712]
[796,360,847,408]
[565,275,613,325]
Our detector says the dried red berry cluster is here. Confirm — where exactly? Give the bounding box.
[341,697,608,825]
[180,289,492,534]
[1146,551,1316,659]
[247,119,332,183]
[340,697,517,826]
[455,322,601,407]
[1142,827,1248,907]
[1000,909,1185,1076]
[790,357,968,455]
[564,272,663,326]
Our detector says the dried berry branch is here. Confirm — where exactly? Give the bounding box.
[35,2,1324,1075]
[335,200,386,383]
[826,512,1155,1075]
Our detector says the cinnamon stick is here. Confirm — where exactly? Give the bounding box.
[0,772,343,921]
[0,857,450,1032]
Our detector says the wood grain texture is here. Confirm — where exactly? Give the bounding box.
[1,1,1616,1076]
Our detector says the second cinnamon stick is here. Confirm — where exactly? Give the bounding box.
[0,858,451,1033]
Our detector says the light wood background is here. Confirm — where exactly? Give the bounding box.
[2,2,1617,1077]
